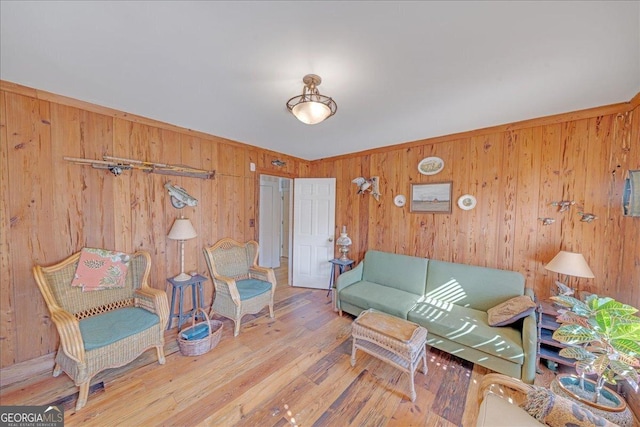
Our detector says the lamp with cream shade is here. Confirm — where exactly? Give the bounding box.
[544,250,594,298]
[168,217,198,281]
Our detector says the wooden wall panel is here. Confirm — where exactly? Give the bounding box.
[80,110,116,250]
[0,79,637,371]
[513,128,542,287]
[536,123,564,299]
[619,109,640,304]
[112,119,134,253]
[5,93,56,363]
[310,101,640,311]
[160,128,184,287]
[0,90,16,367]
[0,83,309,368]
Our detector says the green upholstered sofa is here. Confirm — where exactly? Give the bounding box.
[336,250,537,384]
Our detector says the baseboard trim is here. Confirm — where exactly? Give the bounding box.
[0,353,55,388]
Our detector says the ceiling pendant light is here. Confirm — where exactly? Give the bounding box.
[286,74,337,125]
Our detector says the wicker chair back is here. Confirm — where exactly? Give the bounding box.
[38,251,148,319]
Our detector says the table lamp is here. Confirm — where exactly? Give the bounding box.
[544,250,594,298]
[336,226,352,261]
[168,217,198,281]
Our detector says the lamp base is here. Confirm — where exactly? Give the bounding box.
[173,272,192,282]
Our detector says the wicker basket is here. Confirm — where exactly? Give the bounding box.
[177,308,223,356]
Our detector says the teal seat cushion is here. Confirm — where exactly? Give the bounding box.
[339,281,421,319]
[236,279,271,300]
[408,298,524,364]
[79,307,159,351]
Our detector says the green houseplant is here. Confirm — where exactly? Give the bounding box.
[550,294,640,406]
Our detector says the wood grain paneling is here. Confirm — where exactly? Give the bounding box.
[0,90,15,367]
[0,82,310,368]
[311,101,640,309]
[0,79,638,373]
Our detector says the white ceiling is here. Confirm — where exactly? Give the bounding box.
[1,1,639,160]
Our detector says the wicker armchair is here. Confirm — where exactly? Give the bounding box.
[476,373,541,426]
[33,250,169,410]
[203,238,277,336]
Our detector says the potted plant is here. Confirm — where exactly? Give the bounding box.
[549,294,640,425]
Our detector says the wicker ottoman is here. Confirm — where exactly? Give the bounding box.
[351,309,428,401]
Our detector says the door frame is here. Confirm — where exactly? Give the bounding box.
[257,171,294,281]
[291,177,337,289]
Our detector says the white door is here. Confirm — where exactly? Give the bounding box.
[259,176,281,268]
[292,178,336,288]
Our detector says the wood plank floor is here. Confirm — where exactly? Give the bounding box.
[1,262,565,426]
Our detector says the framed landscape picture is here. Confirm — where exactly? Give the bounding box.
[410,182,452,213]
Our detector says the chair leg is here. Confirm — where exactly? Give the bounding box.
[269,303,274,318]
[76,381,90,410]
[156,345,166,365]
[53,363,62,377]
[233,320,241,337]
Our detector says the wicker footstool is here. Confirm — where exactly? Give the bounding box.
[351,309,428,401]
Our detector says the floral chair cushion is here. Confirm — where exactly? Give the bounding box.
[71,248,130,291]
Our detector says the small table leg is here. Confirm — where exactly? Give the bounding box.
[350,340,357,367]
[409,365,417,402]
[197,282,206,314]
[167,284,178,330]
[327,264,337,297]
[422,348,428,374]
[178,286,185,329]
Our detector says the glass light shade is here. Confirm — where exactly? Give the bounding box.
[545,251,594,278]
[287,74,337,125]
[292,101,332,125]
[336,234,352,246]
[336,226,352,261]
[168,218,197,241]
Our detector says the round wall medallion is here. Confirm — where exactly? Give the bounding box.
[394,194,406,207]
[457,194,477,210]
[418,157,444,175]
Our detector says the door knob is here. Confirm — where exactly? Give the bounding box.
[328,237,334,242]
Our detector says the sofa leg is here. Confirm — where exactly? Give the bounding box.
[53,363,62,377]
[339,310,343,317]
[76,381,90,410]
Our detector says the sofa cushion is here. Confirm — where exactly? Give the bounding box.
[236,278,271,300]
[339,281,422,319]
[79,307,159,351]
[362,250,428,295]
[408,298,525,363]
[488,295,537,326]
[425,260,525,311]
